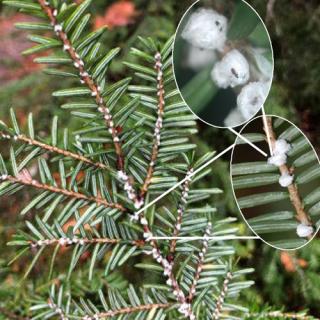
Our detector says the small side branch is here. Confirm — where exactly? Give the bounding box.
[37,0,124,171]
[29,237,144,248]
[0,174,125,212]
[169,168,193,255]
[212,272,233,320]
[188,222,211,302]
[140,52,165,198]
[37,0,139,206]
[135,212,195,319]
[81,303,171,319]
[264,117,312,227]
[1,132,107,170]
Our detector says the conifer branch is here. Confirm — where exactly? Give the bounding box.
[188,222,212,302]
[81,303,172,319]
[29,237,144,248]
[136,212,195,319]
[36,0,140,208]
[1,132,108,170]
[140,52,165,198]
[0,174,125,211]
[37,0,123,169]
[212,271,233,320]
[169,168,193,255]
[264,117,313,227]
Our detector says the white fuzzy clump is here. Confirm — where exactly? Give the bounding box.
[212,49,250,88]
[181,8,228,51]
[237,81,268,120]
[186,45,217,71]
[274,139,291,155]
[268,139,292,168]
[268,153,287,167]
[296,224,314,238]
[279,172,294,187]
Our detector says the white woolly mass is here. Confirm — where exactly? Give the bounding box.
[223,107,246,127]
[274,139,291,155]
[237,81,268,120]
[212,49,250,89]
[296,224,314,238]
[279,172,294,187]
[181,8,228,51]
[268,153,287,167]
[186,45,217,71]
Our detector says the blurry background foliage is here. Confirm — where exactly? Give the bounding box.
[173,0,273,127]
[0,0,320,318]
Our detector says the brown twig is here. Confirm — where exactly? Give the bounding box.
[1,132,108,170]
[188,222,211,302]
[140,52,165,198]
[37,0,124,171]
[132,211,195,319]
[37,0,140,207]
[169,168,193,256]
[212,272,233,320]
[2,175,125,212]
[264,117,312,226]
[29,237,144,248]
[81,303,172,319]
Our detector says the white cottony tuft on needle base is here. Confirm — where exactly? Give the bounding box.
[212,49,250,89]
[296,224,314,238]
[279,172,294,187]
[268,153,287,167]
[237,81,269,120]
[274,139,292,155]
[181,8,228,51]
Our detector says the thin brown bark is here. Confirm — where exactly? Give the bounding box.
[88,303,171,318]
[17,134,107,170]
[37,0,127,173]
[169,169,193,255]
[5,175,125,211]
[29,237,145,247]
[264,117,312,226]
[212,272,233,320]
[140,52,165,198]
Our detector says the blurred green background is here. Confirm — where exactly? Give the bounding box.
[0,0,320,318]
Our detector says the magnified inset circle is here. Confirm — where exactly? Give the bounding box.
[230,115,320,250]
[173,0,274,128]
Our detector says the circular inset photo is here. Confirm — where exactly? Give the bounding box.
[231,115,320,250]
[173,0,274,128]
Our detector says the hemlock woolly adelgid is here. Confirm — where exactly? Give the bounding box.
[279,172,294,187]
[181,8,228,51]
[268,138,292,168]
[274,139,292,155]
[211,49,250,89]
[237,82,268,119]
[186,45,217,71]
[267,153,287,167]
[296,223,314,238]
